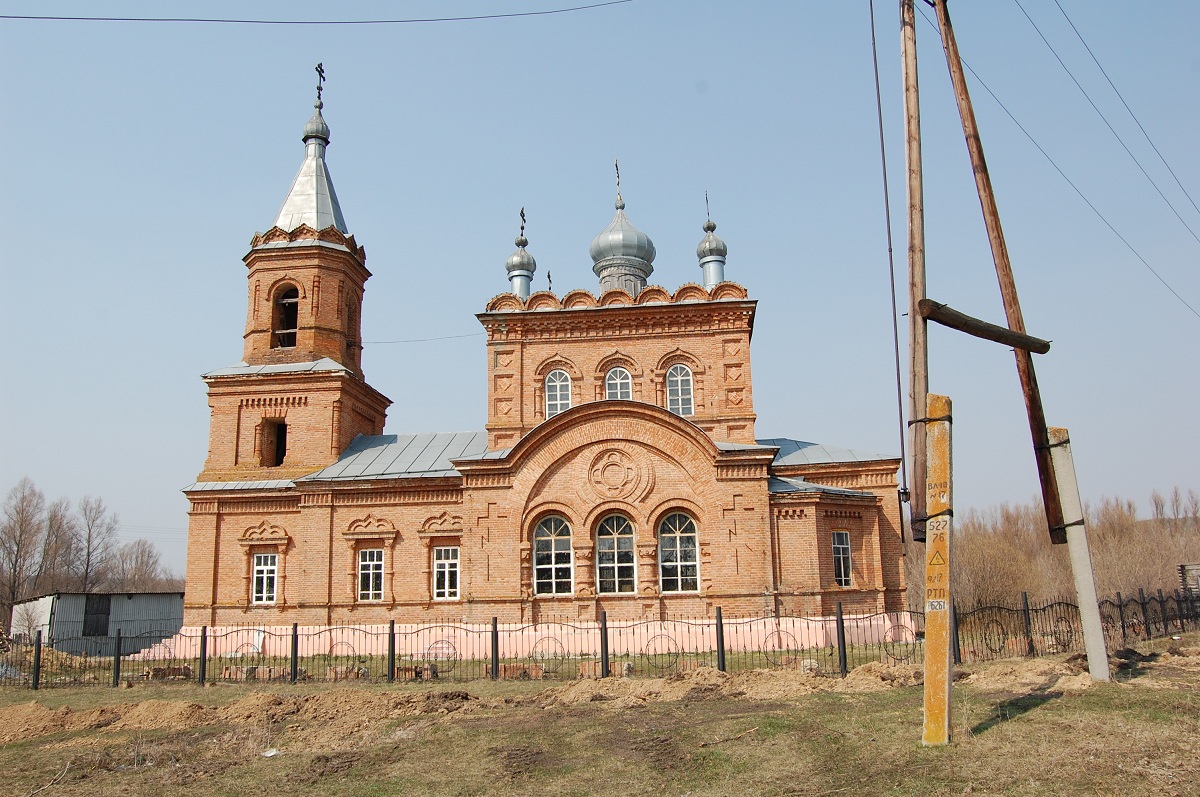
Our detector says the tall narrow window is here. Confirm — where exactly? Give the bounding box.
[832,531,852,587]
[533,516,573,595]
[596,514,636,594]
[358,549,384,601]
[666,364,694,416]
[605,367,632,401]
[433,546,460,600]
[658,513,699,592]
[273,287,299,348]
[272,422,287,467]
[252,553,278,604]
[545,370,571,418]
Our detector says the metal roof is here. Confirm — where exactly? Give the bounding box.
[202,357,349,378]
[767,476,872,497]
[183,480,296,492]
[271,105,348,234]
[757,438,891,467]
[299,431,490,482]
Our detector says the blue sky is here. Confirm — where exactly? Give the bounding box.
[2,1,1197,574]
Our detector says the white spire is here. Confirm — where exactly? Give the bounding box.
[272,64,348,233]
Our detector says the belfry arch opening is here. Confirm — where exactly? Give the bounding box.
[273,287,299,348]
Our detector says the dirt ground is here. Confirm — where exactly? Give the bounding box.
[2,637,1198,796]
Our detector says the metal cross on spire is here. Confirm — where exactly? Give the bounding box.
[705,190,711,222]
[315,62,326,105]
[519,206,526,238]
[614,159,621,198]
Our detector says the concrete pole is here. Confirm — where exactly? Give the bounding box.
[922,394,953,746]
[1047,427,1110,682]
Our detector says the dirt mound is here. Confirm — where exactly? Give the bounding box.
[960,657,1073,693]
[0,701,121,742]
[110,699,208,730]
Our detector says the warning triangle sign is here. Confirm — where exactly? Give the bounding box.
[928,551,946,566]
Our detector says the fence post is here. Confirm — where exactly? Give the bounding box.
[715,607,727,673]
[950,605,961,665]
[600,611,611,678]
[198,626,208,685]
[290,623,299,684]
[387,620,396,683]
[1021,592,1035,656]
[1157,589,1168,637]
[1174,590,1188,633]
[1137,588,1151,640]
[32,630,42,691]
[112,629,122,688]
[1116,592,1127,644]
[490,617,500,680]
[835,603,848,678]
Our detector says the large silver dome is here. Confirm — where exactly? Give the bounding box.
[589,197,656,267]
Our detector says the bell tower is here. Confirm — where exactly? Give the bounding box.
[196,69,391,483]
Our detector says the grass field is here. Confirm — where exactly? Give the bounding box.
[1,635,1197,797]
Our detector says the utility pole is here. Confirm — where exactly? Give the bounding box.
[901,0,928,542]
[931,0,1066,543]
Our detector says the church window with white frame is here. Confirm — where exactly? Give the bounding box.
[533,516,573,595]
[433,546,460,600]
[666,364,694,416]
[832,530,852,587]
[596,514,636,594]
[358,548,384,601]
[658,513,699,592]
[252,553,278,604]
[545,370,572,418]
[605,367,632,401]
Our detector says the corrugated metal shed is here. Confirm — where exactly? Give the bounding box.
[9,592,184,657]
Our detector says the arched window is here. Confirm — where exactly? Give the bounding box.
[605,367,632,401]
[533,516,573,595]
[658,513,699,592]
[596,514,635,594]
[666,364,694,416]
[545,369,572,418]
[273,287,299,348]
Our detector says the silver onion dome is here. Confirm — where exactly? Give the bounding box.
[696,219,727,259]
[506,235,536,273]
[303,101,331,142]
[590,195,656,295]
[697,218,728,289]
[506,211,536,300]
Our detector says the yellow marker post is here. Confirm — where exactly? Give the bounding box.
[922,394,953,746]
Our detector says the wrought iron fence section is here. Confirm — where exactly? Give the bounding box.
[5,589,1199,690]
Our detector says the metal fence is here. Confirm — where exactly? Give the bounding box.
[3,590,1197,690]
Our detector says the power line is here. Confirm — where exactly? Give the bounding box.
[1010,0,1200,247]
[365,332,484,345]
[916,6,1200,322]
[1050,0,1200,221]
[0,1,633,26]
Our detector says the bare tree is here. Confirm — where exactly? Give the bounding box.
[31,497,78,595]
[75,496,118,593]
[0,479,47,630]
[111,539,165,592]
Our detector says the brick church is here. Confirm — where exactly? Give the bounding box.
[182,92,906,627]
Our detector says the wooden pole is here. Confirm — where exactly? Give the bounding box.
[918,299,1051,354]
[931,0,1066,543]
[922,394,953,746]
[901,0,928,541]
